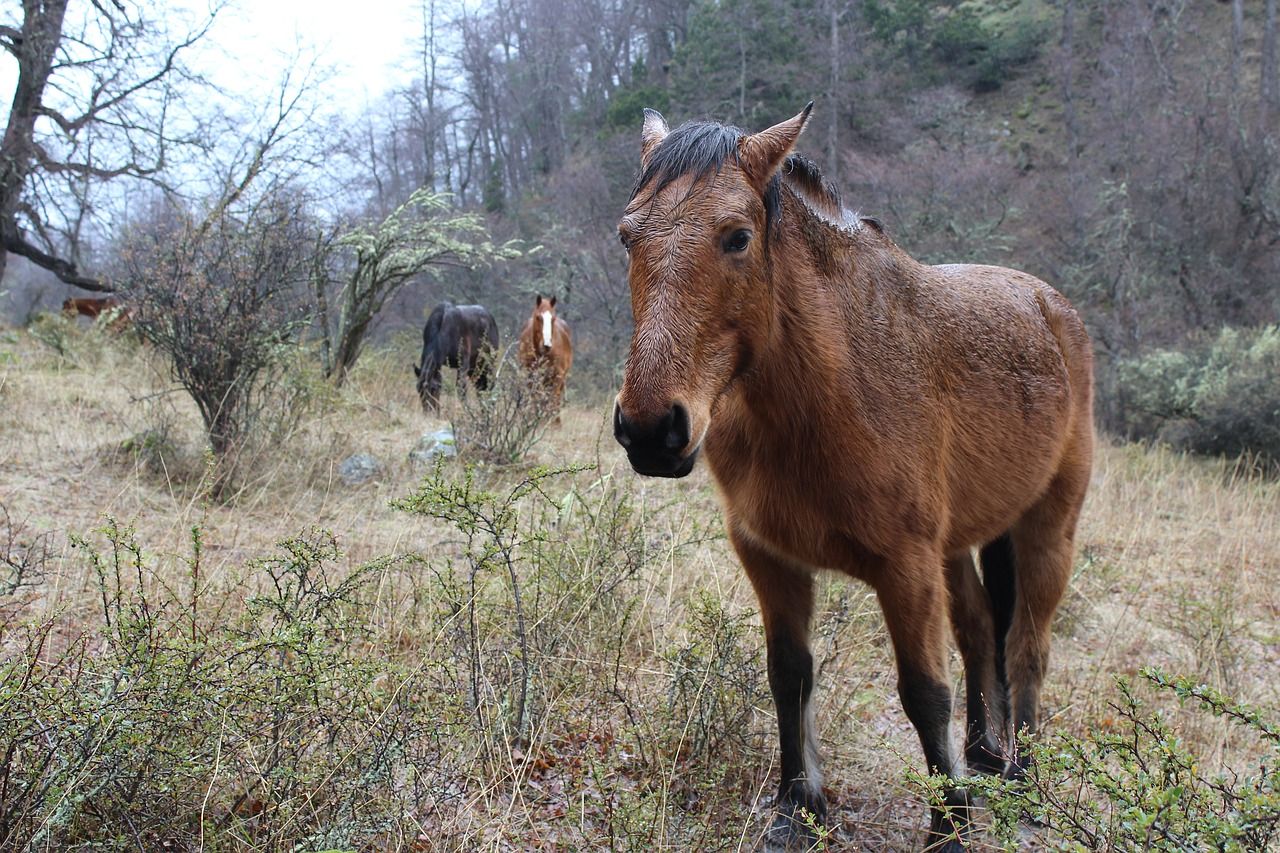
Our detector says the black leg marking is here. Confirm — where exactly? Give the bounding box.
[981,534,1016,700]
[765,631,827,848]
[898,667,973,851]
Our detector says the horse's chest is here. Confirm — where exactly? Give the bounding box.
[706,445,886,574]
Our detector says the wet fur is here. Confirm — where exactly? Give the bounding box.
[616,107,1094,851]
[517,294,573,414]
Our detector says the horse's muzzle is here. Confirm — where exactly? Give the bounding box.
[613,400,698,478]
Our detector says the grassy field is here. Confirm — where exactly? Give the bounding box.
[1,321,1278,851]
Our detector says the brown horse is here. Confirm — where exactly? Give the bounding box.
[613,105,1094,851]
[517,294,573,414]
[62,296,132,330]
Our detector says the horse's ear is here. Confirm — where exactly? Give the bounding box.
[549,295,556,307]
[640,108,669,167]
[535,293,543,305]
[739,102,813,190]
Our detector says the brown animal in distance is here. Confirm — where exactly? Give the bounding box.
[62,296,132,331]
[612,104,1094,851]
[517,293,573,415]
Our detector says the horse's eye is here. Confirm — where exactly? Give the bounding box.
[723,229,751,254]
[618,232,631,253]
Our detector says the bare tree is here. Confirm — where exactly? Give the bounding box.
[0,0,219,291]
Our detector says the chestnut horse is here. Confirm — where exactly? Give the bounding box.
[613,105,1093,851]
[62,297,120,318]
[517,294,573,414]
[62,296,132,331]
[413,301,499,411]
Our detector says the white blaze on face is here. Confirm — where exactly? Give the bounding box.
[540,311,553,348]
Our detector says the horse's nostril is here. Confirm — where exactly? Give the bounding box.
[612,403,633,448]
[665,403,691,450]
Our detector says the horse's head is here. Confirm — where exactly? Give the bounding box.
[613,104,812,478]
[529,294,559,354]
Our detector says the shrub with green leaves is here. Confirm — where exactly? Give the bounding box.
[1116,325,1280,467]
[971,667,1280,851]
[0,462,765,849]
[448,354,554,465]
[665,592,766,775]
[0,519,448,850]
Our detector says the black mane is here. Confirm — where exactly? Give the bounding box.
[780,154,842,217]
[629,117,886,239]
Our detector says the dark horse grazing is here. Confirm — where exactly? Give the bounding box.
[612,105,1094,851]
[413,301,499,411]
[517,294,573,414]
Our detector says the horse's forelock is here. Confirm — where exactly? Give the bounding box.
[630,121,742,201]
[630,120,784,239]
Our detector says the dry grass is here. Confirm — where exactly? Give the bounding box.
[1,322,1278,851]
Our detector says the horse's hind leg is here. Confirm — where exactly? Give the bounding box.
[1004,469,1088,777]
[945,552,1006,776]
[473,349,494,392]
[730,526,826,850]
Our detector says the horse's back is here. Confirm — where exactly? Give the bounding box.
[454,304,499,350]
[918,262,1093,549]
[926,263,1092,425]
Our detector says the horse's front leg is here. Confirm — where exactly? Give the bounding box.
[877,554,970,852]
[729,526,826,850]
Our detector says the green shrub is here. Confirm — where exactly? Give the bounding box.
[390,462,649,746]
[665,592,767,775]
[0,519,445,850]
[974,668,1280,851]
[448,355,553,466]
[0,462,760,849]
[1116,325,1280,467]
[26,310,78,359]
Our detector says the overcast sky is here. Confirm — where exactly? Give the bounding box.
[0,0,422,120]
[213,0,419,105]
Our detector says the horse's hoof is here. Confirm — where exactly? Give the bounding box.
[762,804,827,852]
[965,736,1009,776]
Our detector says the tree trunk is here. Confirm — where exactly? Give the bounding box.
[826,0,841,185]
[1,0,108,290]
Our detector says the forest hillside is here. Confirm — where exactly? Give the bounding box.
[4,0,1279,459]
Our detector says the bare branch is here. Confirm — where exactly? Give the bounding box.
[0,24,22,55]
[1,224,110,291]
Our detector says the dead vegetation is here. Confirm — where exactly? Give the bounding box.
[0,323,1277,851]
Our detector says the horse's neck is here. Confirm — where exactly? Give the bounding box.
[744,214,920,427]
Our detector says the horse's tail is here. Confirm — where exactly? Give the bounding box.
[980,533,1016,703]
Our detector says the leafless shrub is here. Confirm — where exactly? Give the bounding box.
[449,352,554,465]
[115,190,316,489]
